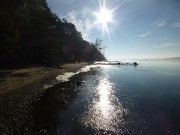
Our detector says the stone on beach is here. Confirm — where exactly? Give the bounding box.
[76,81,85,86]
[133,62,138,65]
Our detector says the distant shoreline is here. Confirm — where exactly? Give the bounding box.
[106,57,180,61]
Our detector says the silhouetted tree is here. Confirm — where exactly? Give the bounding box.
[94,39,106,56]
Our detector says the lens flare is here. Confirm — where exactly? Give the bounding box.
[95,0,113,35]
[96,8,112,25]
[94,0,126,36]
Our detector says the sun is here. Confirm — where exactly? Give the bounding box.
[94,0,122,35]
[94,0,114,35]
[96,8,112,25]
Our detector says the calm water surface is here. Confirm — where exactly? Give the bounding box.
[56,60,180,135]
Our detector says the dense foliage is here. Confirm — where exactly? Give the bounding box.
[0,0,105,67]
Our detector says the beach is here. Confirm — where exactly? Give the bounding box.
[0,62,91,134]
[0,63,90,95]
[1,60,180,134]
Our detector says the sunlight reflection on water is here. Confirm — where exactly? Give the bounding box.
[80,75,128,133]
[56,61,180,134]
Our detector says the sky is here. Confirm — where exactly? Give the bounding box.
[46,0,180,60]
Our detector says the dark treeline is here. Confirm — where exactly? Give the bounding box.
[0,0,106,67]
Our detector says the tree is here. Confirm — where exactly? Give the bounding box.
[0,0,106,67]
[94,39,106,55]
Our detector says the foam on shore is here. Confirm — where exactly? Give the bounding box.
[44,65,100,89]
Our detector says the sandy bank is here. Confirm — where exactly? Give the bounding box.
[0,62,89,96]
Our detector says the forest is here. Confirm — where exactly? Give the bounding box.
[0,0,106,67]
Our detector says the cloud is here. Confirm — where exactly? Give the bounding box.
[151,20,166,27]
[65,10,93,40]
[138,31,152,38]
[47,0,74,5]
[171,23,180,28]
[154,43,178,48]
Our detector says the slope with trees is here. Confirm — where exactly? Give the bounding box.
[0,0,106,67]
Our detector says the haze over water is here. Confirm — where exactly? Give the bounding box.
[57,59,180,135]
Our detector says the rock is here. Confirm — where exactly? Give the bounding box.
[39,129,47,134]
[76,81,85,86]
[57,64,63,69]
[133,62,138,65]
[60,100,67,104]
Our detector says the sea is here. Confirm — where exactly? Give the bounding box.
[53,59,180,135]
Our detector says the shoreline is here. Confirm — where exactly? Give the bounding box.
[0,62,137,134]
[0,62,90,96]
[0,62,93,134]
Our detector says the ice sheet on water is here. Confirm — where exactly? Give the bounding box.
[56,72,78,82]
[44,65,101,89]
[56,65,100,82]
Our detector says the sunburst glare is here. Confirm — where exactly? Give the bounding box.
[96,7,112,33]
[94,0,125,36]
[95,0,113,35]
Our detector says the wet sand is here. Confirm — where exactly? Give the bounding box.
[0,62,91,134]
